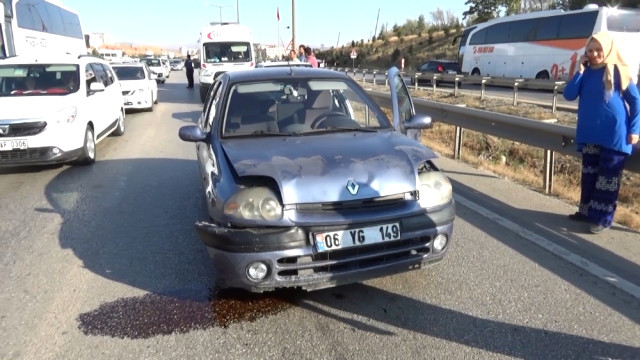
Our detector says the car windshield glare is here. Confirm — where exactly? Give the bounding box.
[0,64,80,96]
[223,79,390,137]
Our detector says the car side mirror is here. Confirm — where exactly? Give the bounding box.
[179,125,208,143]
[149,72,158,80]
[404,114,432,130]
[89,82,106,93]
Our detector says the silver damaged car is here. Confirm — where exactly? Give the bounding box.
[179,66,455,292]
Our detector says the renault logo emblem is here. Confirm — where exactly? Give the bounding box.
[346,179,359,195]
[0,125,8,135]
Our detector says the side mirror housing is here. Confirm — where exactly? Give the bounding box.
[404,114,432,130]
[179,125,208,143]
[89,82,106,93]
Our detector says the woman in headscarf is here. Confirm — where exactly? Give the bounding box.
[563,31,640,234]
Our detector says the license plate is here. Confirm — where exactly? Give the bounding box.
[314,223,401,252]
[0,139,28,151]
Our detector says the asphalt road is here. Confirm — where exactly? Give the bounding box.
[1,71,638,360]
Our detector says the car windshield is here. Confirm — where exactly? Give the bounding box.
[223,78,391,137]
[0,64,80,97]
[141,58,161,67]
[113,66,145,80]
[203,42,252,63]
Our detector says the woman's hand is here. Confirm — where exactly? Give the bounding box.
[629,134,639,145]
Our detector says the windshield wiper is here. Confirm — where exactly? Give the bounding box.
[249,130,293,136]
[310,127,378,134]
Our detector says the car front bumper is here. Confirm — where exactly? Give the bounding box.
[195,203,455,292]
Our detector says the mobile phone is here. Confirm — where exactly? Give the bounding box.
[582,53,589,66]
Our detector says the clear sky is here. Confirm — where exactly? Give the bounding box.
[60,0,469,49]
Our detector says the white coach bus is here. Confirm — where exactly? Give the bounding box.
[458,5,640,82]
[0,0,88,58]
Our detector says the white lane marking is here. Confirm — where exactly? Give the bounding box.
[455,194,640,301]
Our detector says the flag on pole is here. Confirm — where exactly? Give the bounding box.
[277,7,280,21]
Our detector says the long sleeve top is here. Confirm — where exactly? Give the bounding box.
[563,66,640,155]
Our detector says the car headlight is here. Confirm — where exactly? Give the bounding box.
[417,171,452,209]
[53,106,78,124]
[224,187,283,221]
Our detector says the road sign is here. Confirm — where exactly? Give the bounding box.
[350,50,357,59]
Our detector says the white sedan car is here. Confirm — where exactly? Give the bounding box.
[112,63,158,111]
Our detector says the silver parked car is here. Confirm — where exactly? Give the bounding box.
[178,67,455,292]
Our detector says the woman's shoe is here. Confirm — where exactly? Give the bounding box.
[589,224,609,234]
[568,212,588,222]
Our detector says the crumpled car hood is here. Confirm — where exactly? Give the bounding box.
[221,131,437,204]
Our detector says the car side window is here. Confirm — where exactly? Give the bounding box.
[100,64,116,86]
[85,64,98,92]
[90,63,108,87]
[394,73,414,123]
[202,81,222,133]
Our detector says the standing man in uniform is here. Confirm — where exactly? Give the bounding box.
[185,54,194,89]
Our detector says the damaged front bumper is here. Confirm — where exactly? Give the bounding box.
[195,204,455,292]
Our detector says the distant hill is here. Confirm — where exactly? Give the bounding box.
[316,29,462,70]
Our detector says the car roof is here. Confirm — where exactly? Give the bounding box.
[257,61,312,68]
[226,67,349,82]
[111,63,145,67]
[0,54,106,65]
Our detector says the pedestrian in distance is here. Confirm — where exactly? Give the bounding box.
[305,46,318,68]
[185,54,194,88]
[297,44,306,62]
[288,49,300,62]
[563,31,640,234]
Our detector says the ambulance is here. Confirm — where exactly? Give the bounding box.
[198,22,255,102]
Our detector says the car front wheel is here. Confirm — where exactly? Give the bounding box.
[75,126,96,165]
[112,109,125,136]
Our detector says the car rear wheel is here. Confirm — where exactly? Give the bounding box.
[75,126,96,165]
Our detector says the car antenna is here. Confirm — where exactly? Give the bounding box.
[287,58,294,76]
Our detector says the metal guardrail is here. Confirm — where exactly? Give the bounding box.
[334,67,571,113]
[365,89,640,194]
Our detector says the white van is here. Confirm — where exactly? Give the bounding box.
[0,54,125,166]
[198,22,255,102]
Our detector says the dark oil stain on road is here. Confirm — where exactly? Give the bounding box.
[77,287,300,339]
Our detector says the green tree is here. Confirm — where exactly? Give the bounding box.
[417,14,427,34]
[462,0,502,22]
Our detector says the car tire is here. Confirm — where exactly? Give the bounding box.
[154,92,158,104]
[200,87,207,103]
[112,109,125,136]
[145,93,154,112]
[75,126,96,166]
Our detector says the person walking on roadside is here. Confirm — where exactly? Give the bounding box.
[185,54,194,88]
[563,31,640,234]
[305,46,318,68]
[297,44,307,62]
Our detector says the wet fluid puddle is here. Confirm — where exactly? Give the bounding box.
[77,288,300,339]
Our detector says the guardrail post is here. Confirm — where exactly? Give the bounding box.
[385,71,389,87]
[362,70,367,83]
[551,81,564,114]
[543,149,555,194]
[454,126,464,160]
[513,79,524,106]
[414,73,420,91]
[372,70,377,85]
[454,76,462,97]
[480,78,487,100]
[432,74,438,92]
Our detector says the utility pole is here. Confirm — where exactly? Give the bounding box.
[374,8,380,40]
[291,0,296,52]
[236,0,239,22]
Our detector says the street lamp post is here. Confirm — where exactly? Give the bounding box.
[208,3,231,23]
